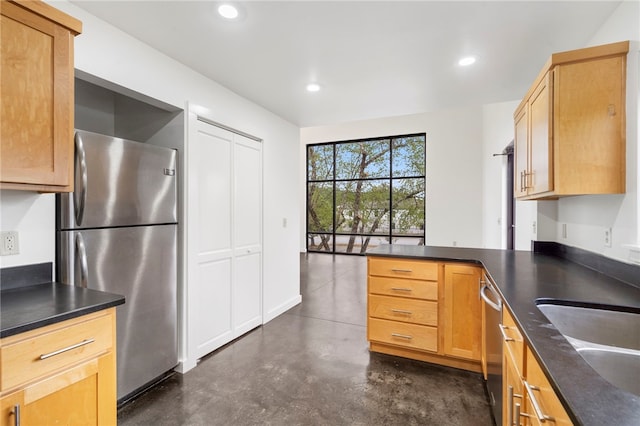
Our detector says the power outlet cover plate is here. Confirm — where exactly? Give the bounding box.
[0,231,19,256]
[604,228,612,247]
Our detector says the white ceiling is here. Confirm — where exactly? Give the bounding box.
[70,1,621,127]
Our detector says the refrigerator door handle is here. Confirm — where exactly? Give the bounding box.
[75,233,89,288]
[74,132,88,226]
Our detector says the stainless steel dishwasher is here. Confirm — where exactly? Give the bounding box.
[480,273,503,426]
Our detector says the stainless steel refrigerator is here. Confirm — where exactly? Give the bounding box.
[56,129,178,402]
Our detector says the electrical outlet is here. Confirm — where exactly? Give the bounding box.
[532,221,537,234]
[1,231,19,256]
[604,227,612,247]
[561,223,567,239]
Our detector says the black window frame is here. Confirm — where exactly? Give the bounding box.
[306,133,426,255]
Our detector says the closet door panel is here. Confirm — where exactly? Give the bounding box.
[196,124,233,255]
[233,252,262,336]
[195,258,232,358]
[234,136,262,250]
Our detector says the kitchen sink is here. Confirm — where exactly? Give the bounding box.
[576,347,640,396]
[536,301,640,396]
[536,302,640,350]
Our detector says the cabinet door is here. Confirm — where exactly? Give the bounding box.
[0,1,75,190]
[0,359,107,426]
[0,392,23,426]
[528,72,553,195]
[443,264,482,360]
[514,105,529,198]
[554,56,625,194]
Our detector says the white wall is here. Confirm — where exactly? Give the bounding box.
[0,192,55,269]
[2,0,300,365]
[481,100,521,249]
[536,0,640,263]
[480,100,540,251]
[300,106,485,251]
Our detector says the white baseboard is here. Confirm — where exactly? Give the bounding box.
[175,357,197,374]
[263,294,302,323]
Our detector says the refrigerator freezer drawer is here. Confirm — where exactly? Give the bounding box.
[57,224,178,399]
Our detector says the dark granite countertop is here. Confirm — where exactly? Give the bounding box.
[1,282,125,338]
[367,244,640,426]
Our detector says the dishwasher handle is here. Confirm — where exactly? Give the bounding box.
[480,282,502,312]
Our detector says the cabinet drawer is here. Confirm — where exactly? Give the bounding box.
[1,312,113,391]
[369,276,437,300]
[368,257,438,281]
[368,317,437,352]
[369,294,437,326]
[502,307,524,376]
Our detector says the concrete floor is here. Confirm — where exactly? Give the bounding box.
[118,253,493,425]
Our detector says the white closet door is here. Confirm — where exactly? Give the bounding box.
[194,122,234,358]
[191,120,263,361]
[233,136,262,335]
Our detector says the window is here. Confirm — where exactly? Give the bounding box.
[307,134,425,254]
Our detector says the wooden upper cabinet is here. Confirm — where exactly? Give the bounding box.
[514,41,628,200]
[514,103,529,198]
[528,72,553,195]
[0,0,82,192]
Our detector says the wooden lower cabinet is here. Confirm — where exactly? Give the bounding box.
[0,309,117,426]
[502,307,572,426]
[367,256,482,372]
[443,264,482,361]
[523,350,572,426]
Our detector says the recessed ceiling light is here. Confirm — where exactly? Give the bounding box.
[306,83,321,92]
[218,4,239,19]
[458,56,477,66]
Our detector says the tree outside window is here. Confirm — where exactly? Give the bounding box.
[307,134,425,254]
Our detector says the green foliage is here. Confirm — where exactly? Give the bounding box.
[393,136,426,177]
[307,182,333,232]
[336,140,390,180]
[307,145,334,181]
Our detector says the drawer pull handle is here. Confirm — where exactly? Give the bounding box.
[391,287,412,292]
[499,324,515,342]
[391,333,412,340]
[523,380,554,422]
[12,404,20,426]
[391,309,412,315]
[39,338,95,360]
[515,402,522,425]
[507,385,524,425]
[507,385,514,426]
[391,268,412,273]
